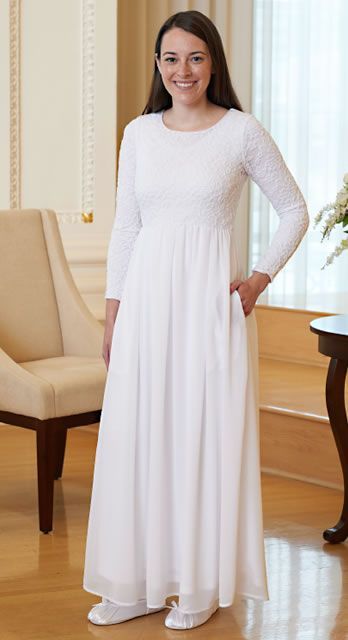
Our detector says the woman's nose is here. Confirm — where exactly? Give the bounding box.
[177,61,192,76]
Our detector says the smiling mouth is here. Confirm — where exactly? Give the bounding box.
[173,81,197,89]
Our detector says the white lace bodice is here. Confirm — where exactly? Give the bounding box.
[105,108,309,300]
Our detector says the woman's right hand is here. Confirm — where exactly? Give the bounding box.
[103,299,120,370]
[102,324,114,370]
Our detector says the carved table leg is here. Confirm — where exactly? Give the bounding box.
[323,357,348,543]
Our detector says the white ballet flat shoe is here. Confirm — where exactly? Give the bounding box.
[164,599,219,629]
[87,598,166,625]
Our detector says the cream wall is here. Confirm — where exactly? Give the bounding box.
[0,0,253,320]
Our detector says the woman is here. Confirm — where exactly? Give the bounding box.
[83,9,309,630]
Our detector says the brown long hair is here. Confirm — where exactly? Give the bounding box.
[142,10,244,115]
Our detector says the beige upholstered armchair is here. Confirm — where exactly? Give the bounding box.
[0,209,106,533]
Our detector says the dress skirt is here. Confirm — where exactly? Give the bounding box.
[83,222,269,613]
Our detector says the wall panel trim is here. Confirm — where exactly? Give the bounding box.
[9,0,21,209]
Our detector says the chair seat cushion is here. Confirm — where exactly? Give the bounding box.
[20,356,106,419]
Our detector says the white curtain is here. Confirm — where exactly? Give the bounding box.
[249,0,348,311]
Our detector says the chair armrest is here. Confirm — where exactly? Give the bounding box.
[0,347,55,420]
[41,210,104,358]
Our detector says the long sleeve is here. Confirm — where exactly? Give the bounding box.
[242,114,309,282]
[105,119,142,300]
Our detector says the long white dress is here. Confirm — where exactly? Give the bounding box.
[83,107,309,613]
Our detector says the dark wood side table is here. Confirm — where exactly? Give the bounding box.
[310,314,348,543]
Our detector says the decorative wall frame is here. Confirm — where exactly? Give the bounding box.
[8,0,96,223]
[80,0,96,224]
[9,0,21,210]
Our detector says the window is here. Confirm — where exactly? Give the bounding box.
[250,0,348,312]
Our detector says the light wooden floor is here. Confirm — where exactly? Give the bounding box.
[1,424,348,640]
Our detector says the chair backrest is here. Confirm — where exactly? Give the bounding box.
[0,209,64,362]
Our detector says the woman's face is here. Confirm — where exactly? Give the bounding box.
[155,27,214,106]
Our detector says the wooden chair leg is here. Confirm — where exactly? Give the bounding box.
[54,428,67,480]
[36,424,56,534]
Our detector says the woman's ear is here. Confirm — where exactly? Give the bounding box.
[155,53,161,74]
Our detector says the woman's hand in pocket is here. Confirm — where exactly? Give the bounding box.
[230,271,271,317]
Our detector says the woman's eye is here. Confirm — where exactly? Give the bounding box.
[163,56,204,63]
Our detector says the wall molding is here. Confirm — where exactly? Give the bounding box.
[81,0,96,223]
[56,210,94,224]
[57,0,96,224]
[9,0,21,209]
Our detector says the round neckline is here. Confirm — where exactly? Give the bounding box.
[159,108,231,134]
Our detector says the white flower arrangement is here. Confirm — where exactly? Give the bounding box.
[313,173,348,268]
